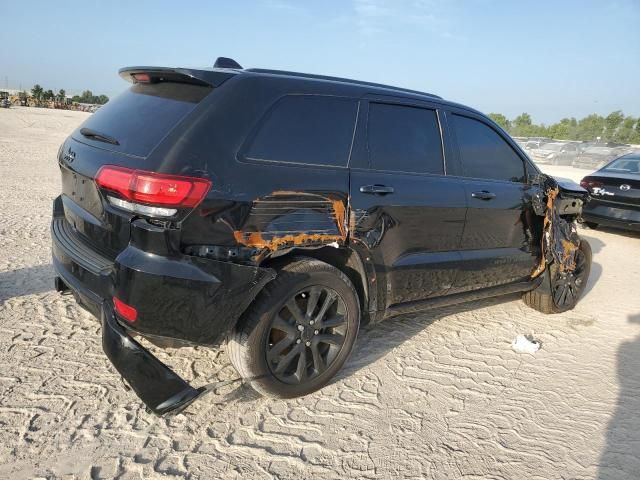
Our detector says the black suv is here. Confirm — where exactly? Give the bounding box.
[51,58,591,414]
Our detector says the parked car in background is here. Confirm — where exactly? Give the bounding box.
[572,146,622,170]
[523,138,552,152]
[0,91,10,108]
[581,153,640,231]
[529,141,580,165]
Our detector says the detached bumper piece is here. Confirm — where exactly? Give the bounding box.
[101,302,203,415]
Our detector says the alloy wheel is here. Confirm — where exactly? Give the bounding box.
[552,248,588,308]
[265,286,348,384]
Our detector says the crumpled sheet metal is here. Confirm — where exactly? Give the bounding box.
[531,177,581,278]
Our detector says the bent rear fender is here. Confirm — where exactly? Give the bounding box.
[115,219,276,346]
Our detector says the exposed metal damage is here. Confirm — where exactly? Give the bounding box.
[232,191,349,262]
[531,175,585,278]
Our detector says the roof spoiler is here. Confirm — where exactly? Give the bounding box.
[118,66,236,88]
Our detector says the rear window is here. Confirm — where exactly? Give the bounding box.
[245,95,358,167]
[72,83,211,158]
[603,157,640,174]
[367,103,444,174]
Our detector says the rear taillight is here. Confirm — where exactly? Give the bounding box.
[580,179,603,190]
[113,297,137,323]
[96,166,211,217]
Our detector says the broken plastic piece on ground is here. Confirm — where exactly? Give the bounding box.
[512,334,541,354]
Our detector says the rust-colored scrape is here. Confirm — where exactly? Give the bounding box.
[332,198,347,238]
[531,188,557,278]
[233,231,344,250]
[559,239,578,271]
[532,185,579,278]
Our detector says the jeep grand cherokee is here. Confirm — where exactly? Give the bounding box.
[51,57,591,414]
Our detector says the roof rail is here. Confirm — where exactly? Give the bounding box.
[245,68,441,99]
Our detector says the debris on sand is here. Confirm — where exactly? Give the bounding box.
[512,334,541,354]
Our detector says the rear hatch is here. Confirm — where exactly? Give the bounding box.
[57,68,232,256]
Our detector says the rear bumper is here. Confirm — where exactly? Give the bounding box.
[51,195,275,413]
[582,202,640,231]
[52,195,275,345]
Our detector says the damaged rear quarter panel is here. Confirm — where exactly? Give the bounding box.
[232,190,348,262]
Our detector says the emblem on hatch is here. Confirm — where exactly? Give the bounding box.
[63,147,76,163]
[620,184,631,191]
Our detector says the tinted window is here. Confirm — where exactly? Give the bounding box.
[73,83,211,158]
[367,103,444,174]
[246,95,357,167]
[452,114,525,182]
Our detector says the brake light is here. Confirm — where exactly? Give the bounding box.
[96,166,211,215]
[132,73,151,83]
[113,297,137,322]
[580,179,603,190]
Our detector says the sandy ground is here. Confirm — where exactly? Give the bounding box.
[0,106,639,479]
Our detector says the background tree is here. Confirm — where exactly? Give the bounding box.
[512,113,535,136]
[576,114,606,141]
[492,111,640,144]
[57,89,66,101]
[605,111,625,141]
[71,90,109,105]
[489,113,511,131]
[31,84,43,100]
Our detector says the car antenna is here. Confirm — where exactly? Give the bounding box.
[213,57,242,69]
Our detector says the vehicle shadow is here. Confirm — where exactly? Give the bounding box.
[598,313,640,479]
[578,234,605,299]
[336,293,523,382]
[0,264,54,304]
[580,233,606,298]
[590,226,640,239]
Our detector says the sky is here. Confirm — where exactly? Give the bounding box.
[1,0,638,124]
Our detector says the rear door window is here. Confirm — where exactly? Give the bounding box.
[451,114,525,182]
[245,95,358,167]
[72,83,211,158]
[367,103,444,174]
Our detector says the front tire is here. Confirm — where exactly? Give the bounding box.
[227,257,360,398]
[523,239,592,314]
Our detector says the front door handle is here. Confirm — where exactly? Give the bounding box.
[360,184,395,195]
[471,190,496,200]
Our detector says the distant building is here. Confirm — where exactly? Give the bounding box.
[0,88,24,95]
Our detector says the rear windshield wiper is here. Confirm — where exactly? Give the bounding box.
[80,128,120,146]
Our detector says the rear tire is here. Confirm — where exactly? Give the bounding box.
[227,257,360,398]
[523,239,592,314]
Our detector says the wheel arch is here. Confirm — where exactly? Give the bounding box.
[259,246,372,324]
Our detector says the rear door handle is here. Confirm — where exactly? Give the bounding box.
[471,190,496,200]
[360,184,395,195]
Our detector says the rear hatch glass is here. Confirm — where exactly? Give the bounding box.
[71,82,211,158]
